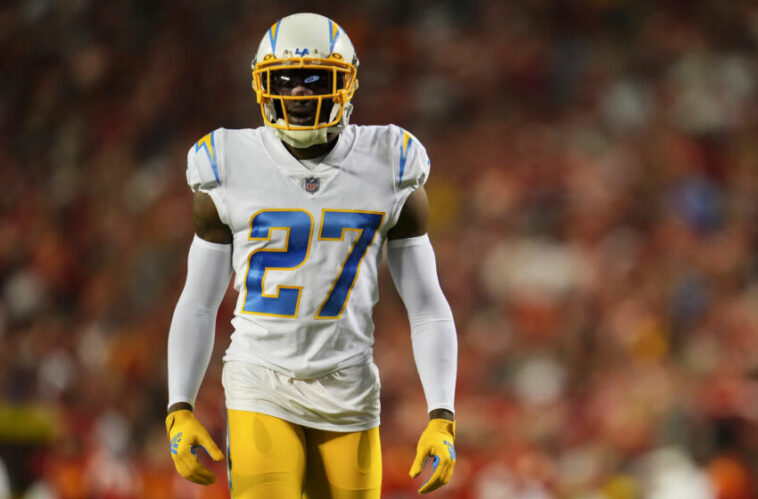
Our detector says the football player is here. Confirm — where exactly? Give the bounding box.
[165,12,457,498]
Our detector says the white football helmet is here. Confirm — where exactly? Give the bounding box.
[252,13,359,148]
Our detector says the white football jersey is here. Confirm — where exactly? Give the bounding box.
[186,124,429,379]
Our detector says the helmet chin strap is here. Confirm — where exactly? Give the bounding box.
[274,119,330,149]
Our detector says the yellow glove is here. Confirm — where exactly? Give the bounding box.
[166,409,224,485]
[409,419,456,494]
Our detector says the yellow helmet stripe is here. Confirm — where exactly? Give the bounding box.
[269,21,280,53]
[328,19,341,53]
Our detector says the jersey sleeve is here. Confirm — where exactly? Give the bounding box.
[389,125,431,223]
[392,125,430,192]
[186,129,224,192]
[185,129,230,224]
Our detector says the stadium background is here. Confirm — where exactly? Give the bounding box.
[2,0,758,497]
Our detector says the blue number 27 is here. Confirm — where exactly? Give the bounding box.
[242,209,385,319]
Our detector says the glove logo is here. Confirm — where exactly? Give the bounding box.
[444,440,456,460]
[170,432,183,455]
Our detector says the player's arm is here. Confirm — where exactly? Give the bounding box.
[191,191,233,244]
[387,187,458,494]
[166,191,232,485]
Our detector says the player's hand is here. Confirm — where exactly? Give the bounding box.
[166,409,224,485]
[409,418,456,494]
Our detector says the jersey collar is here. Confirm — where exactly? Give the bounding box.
[262,125,356,175]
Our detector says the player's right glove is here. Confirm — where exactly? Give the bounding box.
[166,409,224,485]
[409,418,456,494]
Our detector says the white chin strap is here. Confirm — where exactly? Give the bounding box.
[274,119,330,148]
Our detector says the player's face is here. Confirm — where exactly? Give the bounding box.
[270,69,333,125]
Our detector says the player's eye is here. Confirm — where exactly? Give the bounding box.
[270,70,331,95]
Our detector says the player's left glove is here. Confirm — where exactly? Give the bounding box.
[409,418,456,494]
[166,409,224,485]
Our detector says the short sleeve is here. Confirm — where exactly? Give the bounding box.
[186,129,223,192]
[388,125,431,224]
[393,126,430,191]
[185,129,230,224]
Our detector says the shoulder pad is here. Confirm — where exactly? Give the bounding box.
[392,126,430,190]
[186,130,222,191]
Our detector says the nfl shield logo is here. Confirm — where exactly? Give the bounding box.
[304,177,320,194]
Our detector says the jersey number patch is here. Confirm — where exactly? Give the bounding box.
[242,209,385,319]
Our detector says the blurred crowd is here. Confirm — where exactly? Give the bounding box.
[3,0,758,497]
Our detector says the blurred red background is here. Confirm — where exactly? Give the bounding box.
[2,1,758,497]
